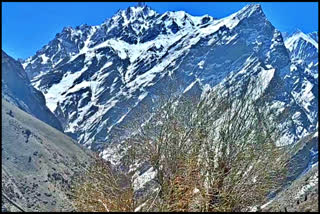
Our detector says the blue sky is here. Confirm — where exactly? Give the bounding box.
[2,2,318,60]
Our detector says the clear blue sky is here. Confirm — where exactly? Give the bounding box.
[2,2,318,60]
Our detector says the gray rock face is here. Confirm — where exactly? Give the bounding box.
[2,51,63,131]
[2,99,94,212]
[21,4,317,156]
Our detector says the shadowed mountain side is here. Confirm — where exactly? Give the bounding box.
[2,50,63,131]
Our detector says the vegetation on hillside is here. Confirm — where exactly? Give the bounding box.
[71,78,290,212]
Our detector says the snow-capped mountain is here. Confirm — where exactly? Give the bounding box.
[21,4,318,154]
[285,29,318,68]
[309,31,318,43]
[283,30,318,134]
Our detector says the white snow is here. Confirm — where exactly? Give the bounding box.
[239,62,275,101]
[100,144,125,166]
[53,58,63,68]
[115,111,129,125]
[22,62,28,69]
[292,112,301,121]
[132,166,157,191]
[260,199,274,210]
[198,5,250,37]
[291,80,315,114]
[134,201,148,212]
[65,102,93,133]
[277,132,295,146]
[100,61,113,71]
[39,54,50,64]
[183,79,198,93]
[22,56,37,69]
[44,67,88,112]
[67,81,90,94]
[290,64,298,72]
[198,60,204,69]
[93,32,185,64]
[258,68,275,90]
[225,33,238,44]
[285,31,318,51]
[138,91,148,101]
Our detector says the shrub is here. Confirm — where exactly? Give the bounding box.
[72,75,290,212]
[121,77,289,211]
[70,155,134,212]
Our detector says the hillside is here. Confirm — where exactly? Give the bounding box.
[1,99,94,212]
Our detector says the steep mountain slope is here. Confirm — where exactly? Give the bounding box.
[2,51,63,131]
[283,31,318,133]
[263,162,318,212]
[285,30,318,67]
[22,4,317,154]
[1,99,94,212]
[309,31,318,43]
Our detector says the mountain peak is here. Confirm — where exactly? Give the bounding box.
[285,29,318,50]
[292,28,303,35]
[245,3,262,10]
[234,3,264,20]
[124,4,158,18]
[104,3,158,27]
[62,26,73,32]
[240,3,262,14]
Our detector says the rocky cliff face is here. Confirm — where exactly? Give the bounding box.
[21,4,318,154]
[284,31,318,128]
[2,51,63,131]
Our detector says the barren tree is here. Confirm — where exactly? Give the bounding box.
[120,73,290,212]
[71,71,291,212]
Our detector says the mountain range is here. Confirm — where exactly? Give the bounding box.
[2,3,318,212]
[19,4,318,152]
